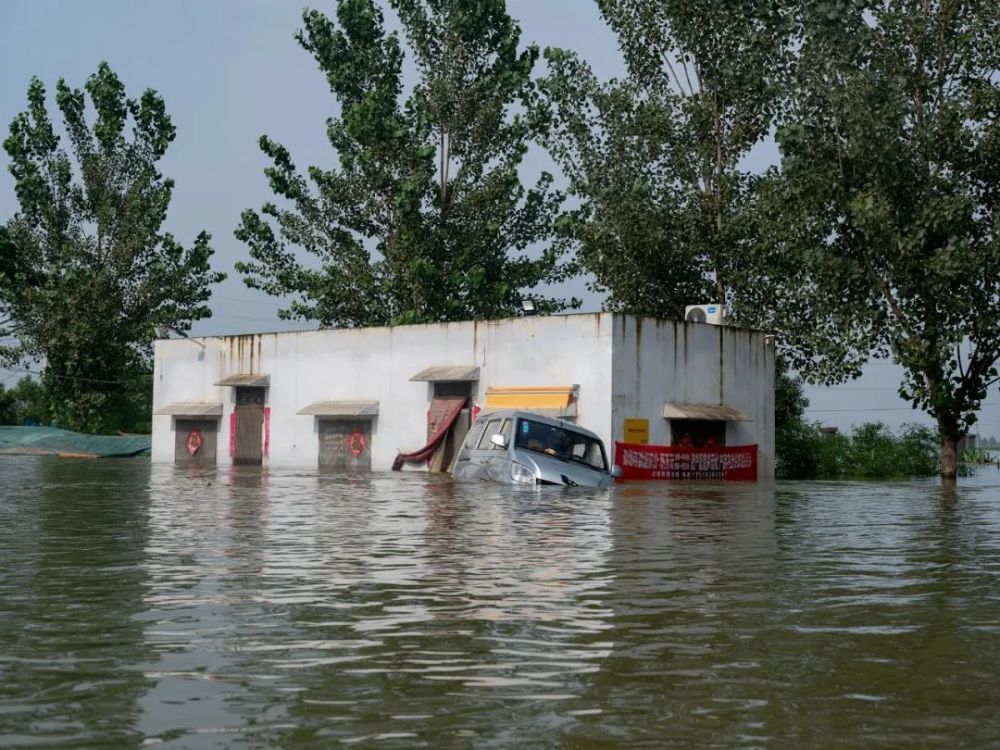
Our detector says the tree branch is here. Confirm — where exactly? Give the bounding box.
[439,130,447,205]
[680,55,696,95]
[663,53,689,98]
[860,249,911,336]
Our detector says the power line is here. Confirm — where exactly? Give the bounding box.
[212,294,289,309]
[2,365,142,385]
[806,385,901,391]
[805,407,917,413]
[806,402,1000,413]
[204,313,288,324]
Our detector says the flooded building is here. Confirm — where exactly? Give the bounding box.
[152,313,775,479]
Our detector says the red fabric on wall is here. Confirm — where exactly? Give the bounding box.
[392,396,467,471]
[229,412,237,458]
[263,407,271,458]
[614,442,758,482]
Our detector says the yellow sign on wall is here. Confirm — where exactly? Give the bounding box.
[623,418,649,445]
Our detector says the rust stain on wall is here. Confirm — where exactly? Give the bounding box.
[673,320,679,378]
[218,334,268,379]
[634,317,642,398]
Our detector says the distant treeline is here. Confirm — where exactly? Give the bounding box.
[775,368,940,480]
[777,421,939,481]
[0,375,151,435]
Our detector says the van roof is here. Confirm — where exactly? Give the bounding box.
[474,410,603,441]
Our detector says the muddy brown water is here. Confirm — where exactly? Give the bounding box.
[1,456,999,748]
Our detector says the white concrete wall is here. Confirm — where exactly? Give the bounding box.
[151,339,227,464]
[609,317,775,480]
[153,313,774,477]
[152,314,616,470]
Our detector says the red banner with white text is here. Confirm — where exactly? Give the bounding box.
[614,442,758,482]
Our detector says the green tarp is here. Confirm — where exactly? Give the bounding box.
[0,426,150,458]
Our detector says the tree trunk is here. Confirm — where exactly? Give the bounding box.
[940,433,958,481]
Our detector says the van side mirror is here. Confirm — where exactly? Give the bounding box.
[490,433,508,449]
[610,464,623,478]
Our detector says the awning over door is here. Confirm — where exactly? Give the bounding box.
[298,400,380,417]
[215,374,270,387]
[410,365,479,382]
[662,402,750,421]
[484,386,578,417]
[154,402,224,417]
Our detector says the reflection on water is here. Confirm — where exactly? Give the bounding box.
[1,458,1000,747]
[0,458,153,747]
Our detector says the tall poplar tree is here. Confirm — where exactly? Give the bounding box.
[236,0,577,327]
[0,227,18,365]
[2,63,224,433]
[767,1,1000,478]
[538,0,793,320]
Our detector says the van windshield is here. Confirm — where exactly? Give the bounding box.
[514,418,607,471]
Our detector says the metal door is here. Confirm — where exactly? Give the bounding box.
[319,420,372,470]
[234,387,266,466]
[174,419,218,465]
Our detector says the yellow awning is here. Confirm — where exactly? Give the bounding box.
[484,386,577,416]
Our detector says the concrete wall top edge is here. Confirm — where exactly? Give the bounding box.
[154,313,768,348]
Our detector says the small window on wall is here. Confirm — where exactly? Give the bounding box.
[434,381,473,400]
[669,420,726,448]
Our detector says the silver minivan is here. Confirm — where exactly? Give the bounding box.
[450,410,622,488]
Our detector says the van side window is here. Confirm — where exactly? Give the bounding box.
[465,419,487,450]
[477,419,501,450]
[492,419,511,449]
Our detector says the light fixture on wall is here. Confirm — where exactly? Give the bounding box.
[521,298,537,317]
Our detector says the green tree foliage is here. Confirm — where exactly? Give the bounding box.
[538,0,793,319]
[1,63,224,433]
[0,377,50,426]
[775,361,809,433]
[773,356,814,477]
[0,383,14,425]
[765,1,1000,477]
[0,227,19,365]
[236,0,577,327]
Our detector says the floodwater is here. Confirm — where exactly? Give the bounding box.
[1,458,999,748]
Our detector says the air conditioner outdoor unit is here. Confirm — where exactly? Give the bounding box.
[685,304,725,326]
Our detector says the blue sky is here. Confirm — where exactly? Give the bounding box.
[2,0,997,436]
